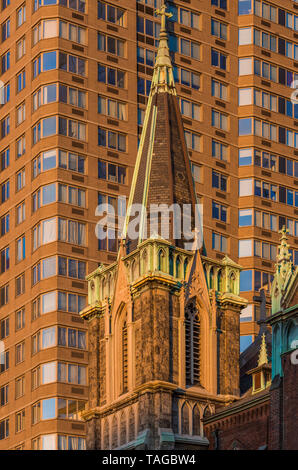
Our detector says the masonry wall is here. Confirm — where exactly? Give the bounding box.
[205,400,270,450]
[282,352,298,450]
[269,351,298,450]
[85,282,181,449]
[133,284,180,386]
[218,303,240,396]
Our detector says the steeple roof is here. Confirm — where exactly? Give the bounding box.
[246,332,271,395]
[258,333,269,367]
[122,2,199,253]
[276,226,293,280]
[271,226,297,314]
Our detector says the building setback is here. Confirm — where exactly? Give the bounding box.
[0,0,298,449]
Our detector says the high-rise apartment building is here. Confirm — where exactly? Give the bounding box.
[0,0,297,450]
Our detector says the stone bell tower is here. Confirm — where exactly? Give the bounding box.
[80,3,247,450]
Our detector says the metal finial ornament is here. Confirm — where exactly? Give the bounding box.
[258,333,269,367]
[276,225,293,279]
[155,2,173,33]
[148,2,176,93]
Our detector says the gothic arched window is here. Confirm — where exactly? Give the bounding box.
[122,318,128,394]
[119,412,127,446]
[158,249,165,271]
[131,259,140,282]
[184,259,188,279]
[176,256,181,278]
[229,272,236,294]
[111,415,118,448]
[217,269,223,292]
[169,252,174,276]
[181,402,190,434]
[209,267,214,289]
[102,277,107,299]
[103,419,109,449]
[273,324,281,378]
[192,404,201,436]
[141,249,147,274]
[185,302,200,386]
[108,273,114,297]
[128,408,135,442]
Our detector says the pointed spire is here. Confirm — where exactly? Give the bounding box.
[271,225,297,314]
[258,333,269,366]
[151,3,176,94]
[276,225,293,280]
[247,332,271,394]
[277,225,292,263]
[122,1,198,253]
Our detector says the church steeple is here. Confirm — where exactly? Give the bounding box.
[247,333,271,395]
[258,333,269,367]
[80,3,248,451]
[276,226,293,279]
[123,2,199,252]
[271,226,296,314]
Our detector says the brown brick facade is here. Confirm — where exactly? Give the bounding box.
[205,398,270,450]
[269,352,298,450]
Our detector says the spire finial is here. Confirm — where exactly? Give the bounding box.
[278,224,289,240]
[258,333,269,366]
[276,225,292,276]
[155,2,173,34]
[151,2,176,93]
[271,224,296,315]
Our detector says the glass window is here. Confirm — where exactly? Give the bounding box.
[42,256,56,279]
[42,398,56,420]
[240,270,252,291]
[239,179,253,196]
[42,184,56,205]
[43,51,57,71]
[240,304,253,323]
[239,148,252,166]
[254,240,261,257]
[43,19,57,39]
[240,335,253,353]
[41,434,56,450]
[239,27,252,45]
[239,88,252,106]
[239,209,253,226]
[239,239,252,257]
[42,362,56,384]
[42,291,57,314]
[41,218,57,245]
[42,327,56,349]
[239,57,252,75]
[42,117,57,137]
[239,118,252,135]
[43,84,57,104]
[42,150,56,171]
[254,210,260,227]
